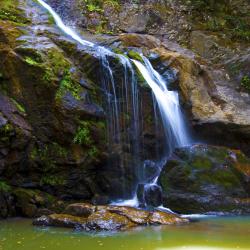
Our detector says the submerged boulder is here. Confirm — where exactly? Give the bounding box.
[159,144,250,214]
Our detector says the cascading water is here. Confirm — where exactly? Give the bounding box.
[131,57,190,208]
[36,0,191,208]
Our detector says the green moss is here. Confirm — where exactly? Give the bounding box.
[202,169,241,188]
[73,121,93,146]
[25,57,39,66]
[55,69,82,101]
[83,0,120,12]
[73,121,101,160]
[241,75,250,91]
[40,175,65,186]
[127,50,143,62]
[11,98,26,113]
[31,143,68,171]
[0,181,11,192]
[88,145,99,160]
[0,0,30,25]
[183,0,250,42]
[0,123,14,143]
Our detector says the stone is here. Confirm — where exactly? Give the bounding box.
[119,34,161,49]
[159,144,250,214]
[33,204,189,231]
[148,210,188,225]
[64,203,96,217]
[144,184,163,208]
[33,214,87,229]
[86,210,135,231]
[107,206,149,225]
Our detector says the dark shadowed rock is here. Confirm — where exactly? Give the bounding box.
[159,144,250,214]
[64,203,96,217]
[144,184,163,208]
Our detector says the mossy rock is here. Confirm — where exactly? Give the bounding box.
[159,144,250,214]
[127,50,143,62]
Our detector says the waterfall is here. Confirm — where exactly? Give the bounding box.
[36,0,191,207]
[133,57,190,150]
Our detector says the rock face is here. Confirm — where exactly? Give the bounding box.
[1,0,250,219]
[117,33,250,156]
[0,0,109,209]
[33,203,189,231]
[159,144,250,214]
[0,0,166,217]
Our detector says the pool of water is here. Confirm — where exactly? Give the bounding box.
[0,216,250,250]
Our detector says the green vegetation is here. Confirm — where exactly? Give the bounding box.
[241,76,250,91]
[82,0,120,34]
[127,50,143,62]
[11,98,26,113]
[40,175,65,186]
[184,0,250,42]
[25,57,39,66]
[73,121,93,146]
[0,123,14,144]
[31,143,68,186]
[0,0,29,24]
[83,0,120,12]
[0,181,11,192]
[73,121,100,160]
[55,69,82,101]
[31,143,68,163]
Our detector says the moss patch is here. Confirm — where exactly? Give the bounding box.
[0,0,30,25]
[241,75,250,92]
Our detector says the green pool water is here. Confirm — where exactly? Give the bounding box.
[0,216,250,250]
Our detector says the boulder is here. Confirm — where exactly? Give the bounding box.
[64,203,96,217]
[159,144,250,214]
[107,206,149,225]
[33,214,87,229]
[86,210,135,231]
[148,210,188,225]
[33,204,189,231]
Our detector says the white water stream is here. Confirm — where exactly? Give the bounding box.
[36,0,191,208]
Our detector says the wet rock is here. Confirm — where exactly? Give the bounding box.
[143,160,161,182]
[107,206,149,225]
[137,183,163,208]
[159,144,250,214]
[33,214,87,229]
[119,33,161,49]
[91,195,110,205]
[86,210,135,231]
[36,208,54,217]
[0,191,16,218]
[64,203,96,217]
[137,184,146,207]
[33,204,189,231]
[148,210,187,225]
[144,184,163,208]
